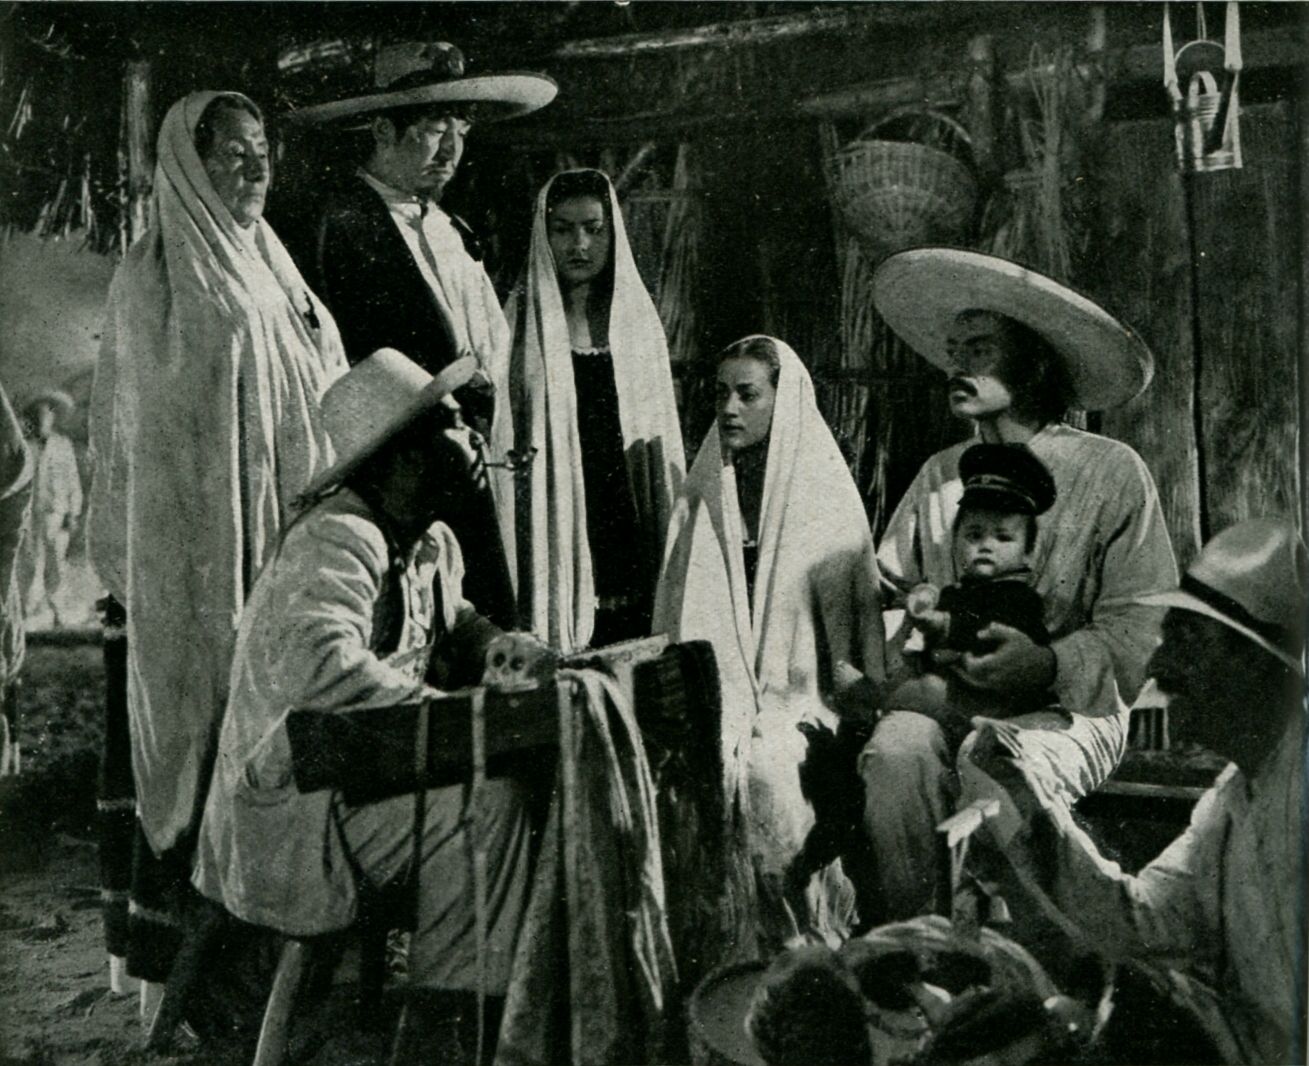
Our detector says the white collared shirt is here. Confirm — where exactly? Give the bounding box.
[358,168,484,359]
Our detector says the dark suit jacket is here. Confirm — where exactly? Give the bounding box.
[315,176,515,629]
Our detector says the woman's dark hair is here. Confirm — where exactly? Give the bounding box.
[545,170,615,297]
[987,314,1077,426]
[193,94,264,159]
[545,169,612,220]
[718,336,782,388]
[746,947,872,1066]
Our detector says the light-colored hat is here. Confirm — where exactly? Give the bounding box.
[1138,517,1307,674]
[288,41,556,127]
[25,389,75,416]
[301,349,476,500]
[871,249,1154,411]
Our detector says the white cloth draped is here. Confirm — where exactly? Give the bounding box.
[87,91,347,854]
[501,170,685,652]
[652,338,883,875]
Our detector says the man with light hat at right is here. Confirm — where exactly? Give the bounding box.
[859,249,1178,923]
[194,349,553,1064]
[968,517,1306,1064]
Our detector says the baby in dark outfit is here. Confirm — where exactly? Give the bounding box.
[889,442,1056,750]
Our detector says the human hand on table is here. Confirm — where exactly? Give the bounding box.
[480,632,558,691]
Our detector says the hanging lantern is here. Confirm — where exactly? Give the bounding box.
[1163,2,1243,173]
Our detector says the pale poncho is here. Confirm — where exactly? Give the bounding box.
[87,91,347,854]
[502,170,685,653]
[653,338,883,876]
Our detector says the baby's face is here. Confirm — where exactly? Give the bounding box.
[953,509,1029,578]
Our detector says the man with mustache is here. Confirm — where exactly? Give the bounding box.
[856,250,1177,923]
[969,518,1305,1065]
[295,42,556,629]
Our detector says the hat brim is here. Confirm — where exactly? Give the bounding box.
[26,390,75,415]
[299,355,478,503]
[1137,588,1304,675]
[872,249,1154,411]
[287,72,558,127]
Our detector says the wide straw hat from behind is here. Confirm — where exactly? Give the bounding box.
[25,389,75,417]
[300,349,476,501]
[1138,517,1306,675]
[872,249,1154,412]
[288,41,556,127]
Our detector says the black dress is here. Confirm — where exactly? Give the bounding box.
[572,348,649,646]
[731,436,769,610]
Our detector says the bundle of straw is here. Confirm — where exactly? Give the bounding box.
[982,44,1091,285]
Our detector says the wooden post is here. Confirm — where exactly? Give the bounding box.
[963,35,996,181]
[119,60,154,251]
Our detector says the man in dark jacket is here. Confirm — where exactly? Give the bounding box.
[295,42,556,627]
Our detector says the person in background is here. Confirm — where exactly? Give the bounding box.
[860,249,1177,923]
[306,41,556,629]
[19,390,80,628]
[87,90,347,1011]
[0,381,32,775]
[654,335,884,960]
[506,168,684,651]
[971,518,1306,1065]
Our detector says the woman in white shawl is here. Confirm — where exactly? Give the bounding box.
[87,91,346,985]
[502,169,684,653]
[653,336,884,954]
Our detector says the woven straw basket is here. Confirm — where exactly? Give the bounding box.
[829,110,977,262]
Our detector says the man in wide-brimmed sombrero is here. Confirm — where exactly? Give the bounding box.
[195,349,554,1064]
[857,249,1178,924]
[293,42,557,630]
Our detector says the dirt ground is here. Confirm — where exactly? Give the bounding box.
[0,643,410,1066]
[0,641,1215,1066]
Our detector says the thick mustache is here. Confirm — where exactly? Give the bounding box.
[948,376,977,396]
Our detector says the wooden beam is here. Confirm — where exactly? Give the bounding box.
[553,6,948,59]
[119,59,153,251]
[797,26,1302,120]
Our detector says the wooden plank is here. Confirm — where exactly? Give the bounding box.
[120,60,154,249]
[553,6,951,59]
[1189,102,1301,536]
[1090,119,1203,568]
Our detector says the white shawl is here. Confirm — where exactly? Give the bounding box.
[652,338,883,873]
[87,91,347,853]
[501,170,685,652]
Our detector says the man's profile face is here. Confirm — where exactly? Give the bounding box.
[375,112,470,198]
[945,311,1017,421]
[32,403,56,440]
[1148,609,1242,757]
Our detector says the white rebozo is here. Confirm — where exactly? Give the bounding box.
[86,90,347,854]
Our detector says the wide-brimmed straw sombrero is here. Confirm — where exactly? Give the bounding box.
[1137,517,1306,675]
[300,349,476,502]
[24,389,75,417]
[288,41,556,127]
[872,249,1154,411]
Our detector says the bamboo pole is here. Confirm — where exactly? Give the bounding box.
[554,6,943,59]
[119,59,153,251]
[964,35,997,181]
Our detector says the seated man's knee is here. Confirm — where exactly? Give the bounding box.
[859,711,950,778]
